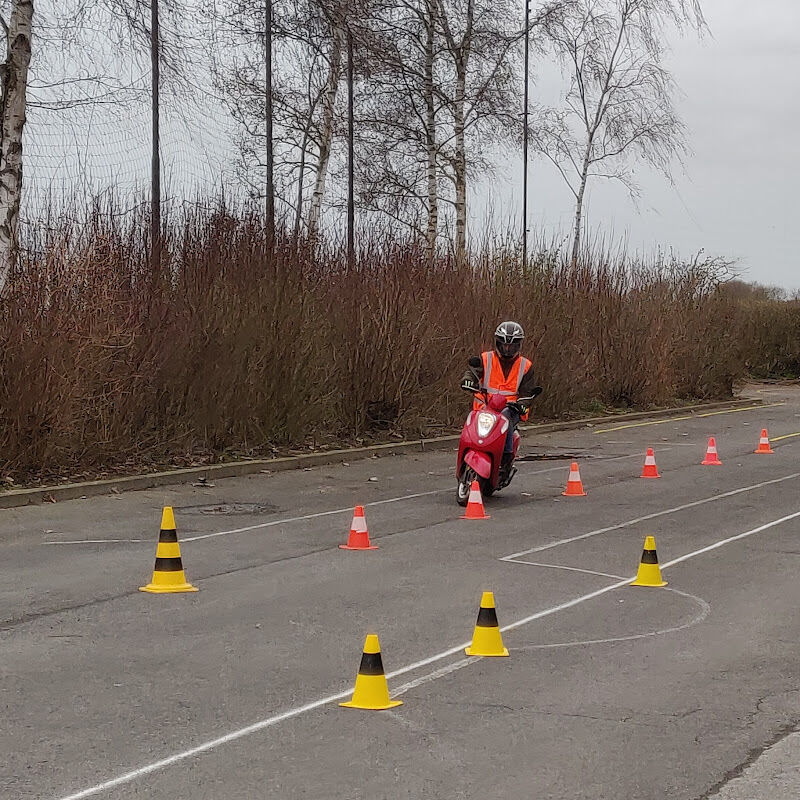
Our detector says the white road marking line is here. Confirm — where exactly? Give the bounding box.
[501,472,800,560]
[506,559,627,580]
[44,539,147,545]
[43,458,641,547]
[660,510,800,569]
[183,490,450,542]
[43,490,449,546]
[53,506,800,800]
[53,688,354,800]
[392,657,474,697]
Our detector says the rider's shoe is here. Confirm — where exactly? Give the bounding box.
[499,453,515,487]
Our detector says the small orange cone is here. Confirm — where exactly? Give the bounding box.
[754,429,774,454]
[562,462,587,496]
[640,448,661,479]
[461,481,490,519]
[702,437,722,466]
[339,506,378,550]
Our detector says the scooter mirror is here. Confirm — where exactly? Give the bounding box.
[467,356,482,369]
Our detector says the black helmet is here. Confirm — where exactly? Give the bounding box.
[494,320,525,359]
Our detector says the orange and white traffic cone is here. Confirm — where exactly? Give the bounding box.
[562,462,587,496]
[701,437,722,466]
[461,481,490,519]
[339,506,378,550]
[640,448,661,479]
[754,429,774,454]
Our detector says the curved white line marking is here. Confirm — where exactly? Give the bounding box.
[514,587,711,651]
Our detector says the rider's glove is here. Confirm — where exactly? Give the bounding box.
[461,378,479,393]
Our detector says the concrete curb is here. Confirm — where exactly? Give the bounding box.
[0,398,762,509]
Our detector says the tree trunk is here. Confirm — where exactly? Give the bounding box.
[307,12,345,242]
[0,0,34,294]
[265,0,275,247]
[453,57,467,263]
[442,0,472,265]
[424,1,438,266]
[570,147,592,268]
[150,0,161,283]
[346,27,354,270]
[293,128,308,240]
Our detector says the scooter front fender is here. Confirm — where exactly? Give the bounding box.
[464,449,493,479]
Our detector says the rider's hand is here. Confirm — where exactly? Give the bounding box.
[461,378,479,393]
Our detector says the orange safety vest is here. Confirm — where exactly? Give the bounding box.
[472,351,533,416]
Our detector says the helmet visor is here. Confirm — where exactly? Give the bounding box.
[495,338,522,359]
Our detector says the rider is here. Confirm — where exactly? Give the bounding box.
[461,321,536,478]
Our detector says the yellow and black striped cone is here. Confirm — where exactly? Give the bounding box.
[340,634,402,710]
[139,507,198,593]
[465,591,509,657]
[630,535,667,588]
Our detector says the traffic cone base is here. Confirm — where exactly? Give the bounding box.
[562,462,587,496]
[702,437,722,466]
[339,678,403,710]
[755,429,774,454]
[139,580,198,594]
[465,591,509,657]
[461,481,490,519]
[340,506,378,550]
[640,448,661,479]
[630,535,667,588]
[340,634,402,710]
[140,507,198,593]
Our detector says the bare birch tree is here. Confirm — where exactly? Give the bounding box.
[359,0,547,261]
[208,0,357,239]
[0,0,33,293]
[353,0,441,257]
[358,0,564,262]
[306,1,346,240]
[537,0,703,265]
[430,0,525,262]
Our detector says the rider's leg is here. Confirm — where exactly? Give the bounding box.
[501,407,521,460]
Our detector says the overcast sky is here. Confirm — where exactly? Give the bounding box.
[22,0,798,289]
[486,0,800,289]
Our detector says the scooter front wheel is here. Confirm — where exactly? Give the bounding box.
[456,467,476,507]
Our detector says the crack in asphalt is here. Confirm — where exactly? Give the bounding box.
[693,689,800,799]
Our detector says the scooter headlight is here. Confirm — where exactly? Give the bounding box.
[476,412,496,438]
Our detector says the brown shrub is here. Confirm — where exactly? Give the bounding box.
[0,205,794,483]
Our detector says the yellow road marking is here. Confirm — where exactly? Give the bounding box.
[772,431,800,442]
[593,402,786,434]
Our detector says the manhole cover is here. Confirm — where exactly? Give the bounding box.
[175,501,279,516]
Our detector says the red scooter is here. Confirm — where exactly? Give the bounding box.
[456,357,541,506]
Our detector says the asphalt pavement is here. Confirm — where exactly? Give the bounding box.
[3,383,800,799]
